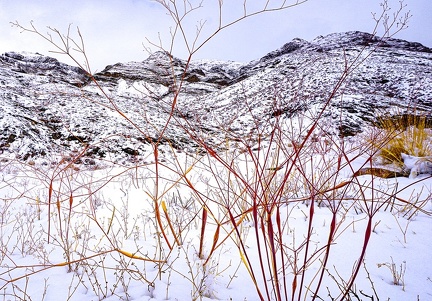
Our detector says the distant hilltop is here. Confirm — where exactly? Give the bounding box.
[1,31,431,164]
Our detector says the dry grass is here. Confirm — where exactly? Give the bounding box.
[376,113,432,166]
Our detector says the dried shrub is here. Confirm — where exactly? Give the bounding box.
[376,113,432,166]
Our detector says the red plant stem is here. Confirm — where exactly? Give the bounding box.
[228,210,266,301]
[204,224,220,266]
[267,213,282,301]
[198,207,207,259]
[253,197,271,301]
[47,180,53,243]
[341,217,372,300]
[297,196,315,301]
[65,192,73,251]
[162,203,181,246]
[56,197,63,240]
[153,146,172,249]
[292,275,297,300]
[276,206,289,299]
[154,146,159,198]
[312,213,337,300]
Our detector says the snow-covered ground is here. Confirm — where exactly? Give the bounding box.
[1,136,431,301]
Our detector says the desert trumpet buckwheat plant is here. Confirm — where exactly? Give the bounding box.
[1,0,432,300]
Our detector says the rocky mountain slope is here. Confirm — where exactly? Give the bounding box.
[1,31,431,165]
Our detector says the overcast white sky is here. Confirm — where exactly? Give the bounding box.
[1,0,431,72]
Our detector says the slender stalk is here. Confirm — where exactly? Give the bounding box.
[341,217,372,300]
[198,206,207,259]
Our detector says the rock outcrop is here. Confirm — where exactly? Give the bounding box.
[0,31,431,164]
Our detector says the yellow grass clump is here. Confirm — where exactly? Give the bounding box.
[377,113,432,166]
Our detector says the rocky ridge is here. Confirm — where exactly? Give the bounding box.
[0,31,431,165]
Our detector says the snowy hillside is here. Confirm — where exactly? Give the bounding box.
[1,31,431,165]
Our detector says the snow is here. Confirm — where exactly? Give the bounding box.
[1,141,431,300]
[402,153,432,178]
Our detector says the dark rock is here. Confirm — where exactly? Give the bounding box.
[123,147,139,156]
